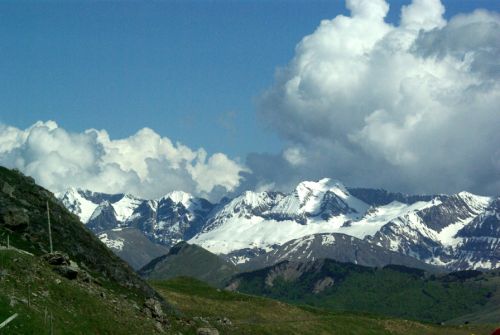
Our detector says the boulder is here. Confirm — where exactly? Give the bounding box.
[0,207,29,231]
[42,252,70,266]
[53,265,79,280]
[144,298,164,318]
[1,182,14,197]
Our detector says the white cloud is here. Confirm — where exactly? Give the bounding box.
[401,0,446,31]
[0,121,247,200]
[257,0,500,195]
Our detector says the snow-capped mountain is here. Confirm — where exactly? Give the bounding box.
[191,179,371,256]
[58,178,499,271]
[367,191,494,269]
[60,188,213,244]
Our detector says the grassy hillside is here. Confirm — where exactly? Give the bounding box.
[0,249,166,334]
[228,259,500,324]
[0,167,160,301]
[139,241,238,287]
[446,270,500,325]
[152,277,496,335]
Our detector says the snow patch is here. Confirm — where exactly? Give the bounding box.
[98,233,124,251]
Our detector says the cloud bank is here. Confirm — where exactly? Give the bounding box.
[256,0,500,195]
[0,121,247,200]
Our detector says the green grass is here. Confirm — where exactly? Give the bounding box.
[151,276,497,335]
[0,249,167,334]
[446,272,500,325]
[0,166,171,313]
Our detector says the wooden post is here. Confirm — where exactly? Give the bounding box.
[28,284,30,307]
[47,201,53,253]
[50,312,54,335]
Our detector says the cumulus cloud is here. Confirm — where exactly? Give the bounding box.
[0,121,247,200]
[256,0,500,195]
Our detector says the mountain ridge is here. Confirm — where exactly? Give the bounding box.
[58,178,499,271]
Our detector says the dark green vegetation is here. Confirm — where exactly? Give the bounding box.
[139,241,238,287]
[228,259,500,324]
[446,269,500,325]
[152,277,497,335]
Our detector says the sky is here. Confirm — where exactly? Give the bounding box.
[0,0,499,200]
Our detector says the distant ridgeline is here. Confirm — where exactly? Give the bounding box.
[59,178,499,272]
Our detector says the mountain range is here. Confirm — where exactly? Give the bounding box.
[58,178,499,271]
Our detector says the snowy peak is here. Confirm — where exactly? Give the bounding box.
[295,178,345,204]
[59,188,142,224]
[113,194,143,222]
[59,187,99,224]
[162,191,193,207]
[262,178,368,222]
[221,191,281,215]
[456,191,492,213]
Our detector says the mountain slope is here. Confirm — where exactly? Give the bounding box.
[139,241,237,287]
[239,233,440,272]
[227,258,499,324]
[189,178,373,256]
[368,192,496,269]
[97,227,169,270]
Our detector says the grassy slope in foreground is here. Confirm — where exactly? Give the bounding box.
[151,277,497,335]
[0,249,165,334]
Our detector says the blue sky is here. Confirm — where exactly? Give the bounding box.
[1,0,497,159]
[0,0,499,199]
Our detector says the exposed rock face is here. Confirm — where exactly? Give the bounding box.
[265,261,323,287]
[367,192,497,270]
[241,233,439,273]
[347,188,438,207]
[313,277,334,294]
